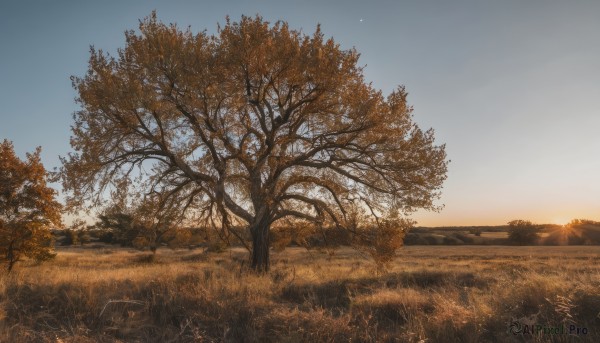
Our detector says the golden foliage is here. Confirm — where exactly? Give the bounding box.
[352,219,410,268]
[59,13,447,271]
[0,140,62,271]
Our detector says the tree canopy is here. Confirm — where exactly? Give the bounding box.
[0,140,62,271]
[59,13,448,271]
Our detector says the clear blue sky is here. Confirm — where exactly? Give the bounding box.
[1,1,599,226]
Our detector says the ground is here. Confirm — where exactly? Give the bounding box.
[1,245,599,342]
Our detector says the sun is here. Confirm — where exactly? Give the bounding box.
[551,217,570,226]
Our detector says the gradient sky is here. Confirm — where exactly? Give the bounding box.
[1,1,598,226]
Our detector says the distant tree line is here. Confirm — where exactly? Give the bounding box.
[54,217,600,251]
[404,219,600,246]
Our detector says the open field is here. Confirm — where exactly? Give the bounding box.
[1,245,599,342]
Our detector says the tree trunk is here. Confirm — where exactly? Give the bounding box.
[6,242,15,273]
[7,259,15,273]
[250,216,271,273]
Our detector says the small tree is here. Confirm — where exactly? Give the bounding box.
[94,193,188,253]
[507,220,541,245]
[59,219,88,246]
[0,140,62,271]
[130,195,187,253]
[95,207,138,246]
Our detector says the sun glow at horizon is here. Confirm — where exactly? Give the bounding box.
[550,217,571,226]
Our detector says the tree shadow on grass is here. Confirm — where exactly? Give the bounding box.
[280,270,492,315]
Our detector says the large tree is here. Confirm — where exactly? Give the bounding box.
[0,140,62,272]
[59,13,448,272]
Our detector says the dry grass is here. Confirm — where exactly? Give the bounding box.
[1,245,599,342]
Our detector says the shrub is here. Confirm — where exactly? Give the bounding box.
[352,218,410,268]
[469,228,482,236]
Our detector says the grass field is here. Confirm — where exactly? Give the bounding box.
[1,245,599,342]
